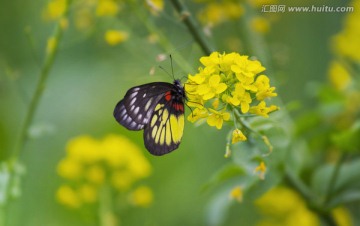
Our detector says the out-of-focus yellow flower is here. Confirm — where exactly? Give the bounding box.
[251,17,270,34]
[96,0,119,17]
[332,207,353,226]
[43,0,67,21]
[57,158,82,180]
[328,61,351,91]
[197,1,244,26]
[229,186,243,202]
[79,184,98,203]
[129,186,154,207]
[254,161,266,179]
[86,165,105,185]
[332,0,360,63]
[75,8,94,31]
[57,134,152,210]
[145,0,164,15]
[56,185,81,208]
[255,187,319,226]
[46,37,57,55]
[207,109,230,129]
[105,30,129,46]
[232,129,247,144]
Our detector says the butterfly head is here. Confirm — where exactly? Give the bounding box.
[173,79,185,100]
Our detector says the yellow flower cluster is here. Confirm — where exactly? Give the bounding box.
[186,52,278,131]
[256,187,353,226]
[196,0,244,26]
[333,0,360,63]
[56,134,153,209]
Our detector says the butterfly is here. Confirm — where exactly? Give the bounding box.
[113,79,186,156]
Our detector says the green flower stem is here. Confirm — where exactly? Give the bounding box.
[13,0,72,160]
[99,184,117,226]
[169,0,214,56]
[3,2,72,225]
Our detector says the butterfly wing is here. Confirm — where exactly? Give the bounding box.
[113,82,174,131]
[143,93,185,156]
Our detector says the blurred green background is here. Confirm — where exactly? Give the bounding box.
[0,0,356,225]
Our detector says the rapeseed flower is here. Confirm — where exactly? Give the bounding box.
[186,52,278,129]
[56,134,153,209]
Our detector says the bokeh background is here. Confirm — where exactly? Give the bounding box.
[1,0,359,226]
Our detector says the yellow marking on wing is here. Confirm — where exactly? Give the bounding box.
[170,115,184,143]
[151,125,158,139]
[155,125,161,144]
[165,121,171,145]
[178,115,184,141]
[155,104,164,111]
[162,109,169,121]
[151,114,158,127]
[159,128,165,145]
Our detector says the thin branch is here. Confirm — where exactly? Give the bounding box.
[170,0,214,55]
[13,0,72,159]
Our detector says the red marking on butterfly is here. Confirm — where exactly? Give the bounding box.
[172,103,184,112]
[165,91,172,101]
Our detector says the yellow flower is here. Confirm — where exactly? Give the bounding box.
[249,101,279,117]
[232,55,266,78]
[254,161,266,180]
[96,0,119,17]
[129,186,153,207]
[145,0,164,15]
[79,184,97,203]
[232,129,247,144]
[57,134,153,210]
[56,185,81,208]
[105,30,129,46]
[187,108,208,123]
[229,186,243,202]
[332,207,353,226]
[86,165,105,185]
[197,2,244,26]
[254,75,277,100]
[57,158,82,180]
[328,61,351,91]
[197,74,227,100]
[226,83,252,113]
[207,109,230,129]
[186,52,278,138]
[256,186,320,226]
[251,17,270,34]
[111,171,134,190]
[42,0,67,21]
[46,37,57,55]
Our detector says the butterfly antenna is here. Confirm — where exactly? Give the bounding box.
[159,65,173,80]
[169,54,176,80]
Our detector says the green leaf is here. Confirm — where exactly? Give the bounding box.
[0,162,10,206]
[311,158,360,206]
[332,121,360,153]
[202,163,245,192]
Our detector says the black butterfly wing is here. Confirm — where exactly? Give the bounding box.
[113,82,175,131]
[143,94,185,156]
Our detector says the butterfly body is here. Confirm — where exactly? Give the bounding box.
[114,79,185,156]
